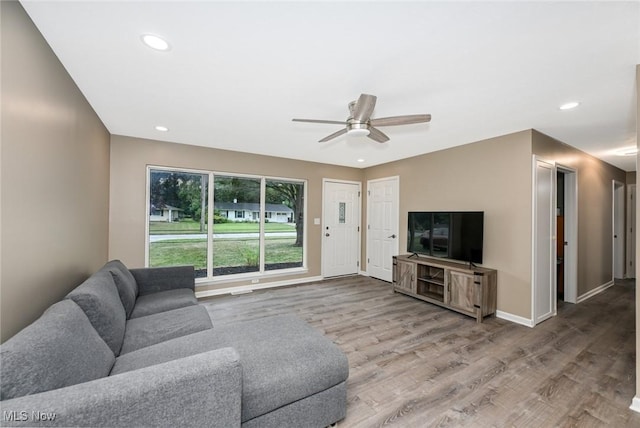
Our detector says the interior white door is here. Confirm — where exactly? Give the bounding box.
[613,180,625,279]
[322,180,360,277]
[557,165,578,304]
[533,158,556,325]
[367,177,399,282]
[627,184,636,278]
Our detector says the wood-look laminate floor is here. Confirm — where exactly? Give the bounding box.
[203,276,640,427]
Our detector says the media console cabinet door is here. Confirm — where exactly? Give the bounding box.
[395,260,416,293]
[448,270,476,315]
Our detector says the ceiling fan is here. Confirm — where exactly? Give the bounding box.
[292,93,431,143]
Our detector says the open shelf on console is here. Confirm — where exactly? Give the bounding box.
[416,284,444,302]
[416,265,445,302]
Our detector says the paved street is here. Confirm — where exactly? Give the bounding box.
[149,232,296,242]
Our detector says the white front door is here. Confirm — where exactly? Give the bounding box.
[367,176,399,282]
[322,180,361,277]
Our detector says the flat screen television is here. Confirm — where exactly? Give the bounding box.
[407,211,484,265]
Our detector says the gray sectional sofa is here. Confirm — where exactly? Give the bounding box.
[0,261,349,427]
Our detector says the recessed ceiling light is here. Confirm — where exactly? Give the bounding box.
[155,125,169,132]
[141,34,170,51]
[357,158,365,163]
[559,101,580,110]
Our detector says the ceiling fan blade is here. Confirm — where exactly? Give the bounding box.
[352,94,377,122]
[369,114,431,127]
[319,128,348,143]
[367,127,390,143]
[292,118,346,125]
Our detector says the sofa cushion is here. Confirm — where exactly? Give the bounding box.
[110,329,218,375]
[120,305,213,355]
[66,270,127,355]
[131,265,195,295]
[115,314,348,422]
[129,288,198,319]
[101,259,138,318]
[0,300,115,401]
[209,315,349,422]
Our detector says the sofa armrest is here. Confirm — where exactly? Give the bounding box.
[130,265,195,295]
[0,348,241,428]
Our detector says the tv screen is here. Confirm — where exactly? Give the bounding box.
[407,211,484,264]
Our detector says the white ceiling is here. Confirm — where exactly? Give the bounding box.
[20,1,639,171]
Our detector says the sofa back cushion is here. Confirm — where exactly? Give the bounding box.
[101,260,138,318]
[66,270,127,355]
[0,300,115,401]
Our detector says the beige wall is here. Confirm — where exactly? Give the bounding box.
[109,135,363,293]
[626,171,636,185]
[363,131,534,319]
[531,130,626,296]
[0,2,111,342]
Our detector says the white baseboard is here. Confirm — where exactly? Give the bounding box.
[195,275,324,299]
[576,280,614,304]
[630,396,640,413]
[358,270,369,276]
[496,310,535,328]
[496,279,616,328]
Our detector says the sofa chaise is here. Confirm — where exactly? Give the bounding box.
[0,260,349,427]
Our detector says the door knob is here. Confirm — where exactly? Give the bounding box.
[388,234,397,239]
[325,233,330,237]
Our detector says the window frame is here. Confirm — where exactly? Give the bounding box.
[146,166,308,285]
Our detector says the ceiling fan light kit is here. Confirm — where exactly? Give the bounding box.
[347,123,370,137]
[141,34,170,51]
[293,93,431,144]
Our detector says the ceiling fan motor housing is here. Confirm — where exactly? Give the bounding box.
[347,98,371,134]
[347,119,370,135]
[347,120,370,135]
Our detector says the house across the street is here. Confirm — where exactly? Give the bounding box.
[149,205,183,222]
[216,202,293,223]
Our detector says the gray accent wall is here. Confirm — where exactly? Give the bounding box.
[1,1,110,342]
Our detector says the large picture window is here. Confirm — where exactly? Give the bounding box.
[147,167,305,282]
[213,176,261,276]
[265,179,304,271]
[148,170,209,277]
